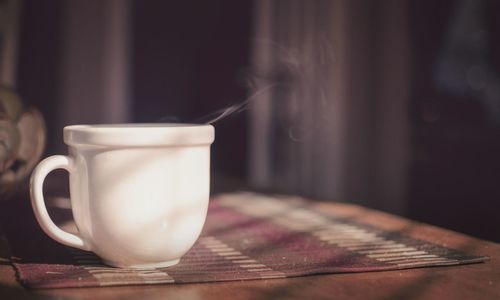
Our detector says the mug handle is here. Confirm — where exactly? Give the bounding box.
[30,155,90,250]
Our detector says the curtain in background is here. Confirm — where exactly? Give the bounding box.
[249,0,411,214]
[59,0,131,128]
[0,0,21,87]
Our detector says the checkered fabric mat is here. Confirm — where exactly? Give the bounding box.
[5,193,488,289]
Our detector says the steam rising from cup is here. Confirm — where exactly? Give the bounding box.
[193,84,276,125]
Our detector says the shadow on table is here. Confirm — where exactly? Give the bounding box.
[0,283,68,300]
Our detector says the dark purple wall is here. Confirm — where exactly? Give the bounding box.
[409,0,500,241]
[131,0,253,179]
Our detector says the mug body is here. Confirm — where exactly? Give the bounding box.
[65,124,214,268]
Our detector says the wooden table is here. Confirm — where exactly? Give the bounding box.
[1,197,499,299]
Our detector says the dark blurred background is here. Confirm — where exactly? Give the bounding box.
[6,0,500,242]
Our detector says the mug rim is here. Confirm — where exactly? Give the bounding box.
[64,123,215,147]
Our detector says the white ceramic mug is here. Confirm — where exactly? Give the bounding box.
[30,124,214,269]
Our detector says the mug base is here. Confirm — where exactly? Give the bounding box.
[103,258,180,269]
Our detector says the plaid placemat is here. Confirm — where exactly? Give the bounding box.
[6,193,488,289]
